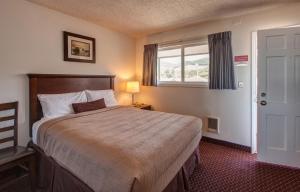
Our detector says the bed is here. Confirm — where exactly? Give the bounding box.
[27,74,202,192]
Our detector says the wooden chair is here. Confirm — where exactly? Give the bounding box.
[0,101,36,192]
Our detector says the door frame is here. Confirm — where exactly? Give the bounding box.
[251,31,258,154]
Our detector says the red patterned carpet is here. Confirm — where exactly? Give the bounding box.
[189,141,300,192]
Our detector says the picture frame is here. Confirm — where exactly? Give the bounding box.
[63,31,96,63]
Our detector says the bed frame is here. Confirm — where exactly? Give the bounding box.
[27,74,200,192]
[27,74,115,137]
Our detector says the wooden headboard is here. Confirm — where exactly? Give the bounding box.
[27,74,115,137]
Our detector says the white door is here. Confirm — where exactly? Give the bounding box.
[257,27,300,168]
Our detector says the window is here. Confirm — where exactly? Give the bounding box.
[157,43,209,86]
[157,48,182,82]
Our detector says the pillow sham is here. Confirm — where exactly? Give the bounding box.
[85,89,118,107]
[72,98,106,114]
[38,91,87,118]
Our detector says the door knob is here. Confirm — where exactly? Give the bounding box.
[260,100,267,106]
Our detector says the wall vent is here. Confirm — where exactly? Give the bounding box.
[207,116,220,134]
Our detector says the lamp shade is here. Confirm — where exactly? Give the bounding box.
[126,81,140,93]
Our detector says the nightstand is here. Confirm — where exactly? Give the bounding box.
[0,102,36,192]
[132,104,152,110]
[0,147,36,192]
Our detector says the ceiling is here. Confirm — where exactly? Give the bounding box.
[27,0,298,37]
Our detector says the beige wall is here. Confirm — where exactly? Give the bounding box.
[2,0,300,148]
[0,0,136,146]
[136,3,300,146]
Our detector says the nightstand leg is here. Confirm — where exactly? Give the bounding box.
[29,155,36,192]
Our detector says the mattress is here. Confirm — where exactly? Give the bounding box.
[35,106,202,192]
[32,117,50,144]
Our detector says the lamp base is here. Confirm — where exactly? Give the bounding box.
[131,94,135,105]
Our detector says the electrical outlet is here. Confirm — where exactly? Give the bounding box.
[238,81,244,88]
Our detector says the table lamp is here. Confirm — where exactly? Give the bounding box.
[126,81,140,105]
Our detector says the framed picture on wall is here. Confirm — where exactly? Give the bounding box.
[63,31,96,63]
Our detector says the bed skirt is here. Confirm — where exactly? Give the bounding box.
[31,143,200,192]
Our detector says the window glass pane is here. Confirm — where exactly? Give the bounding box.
[158,48,181,57]
[185,45,208,55]
[159,57,181,82]
[184,54,209,82]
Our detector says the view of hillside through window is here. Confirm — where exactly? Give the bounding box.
[158,44,209,84]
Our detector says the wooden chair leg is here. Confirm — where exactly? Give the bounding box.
[29,155,36,192]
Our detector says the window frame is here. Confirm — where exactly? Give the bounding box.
[157,42,209,87]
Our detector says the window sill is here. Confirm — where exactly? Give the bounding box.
[157,82,208,88]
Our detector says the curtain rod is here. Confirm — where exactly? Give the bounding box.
[157,36,208,47]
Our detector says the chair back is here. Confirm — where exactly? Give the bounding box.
[0,102,18,149]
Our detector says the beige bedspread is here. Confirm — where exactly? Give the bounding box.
[37,106,202,192]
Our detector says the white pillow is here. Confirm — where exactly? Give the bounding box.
[85,89,118,107]
[38,91,87,118]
